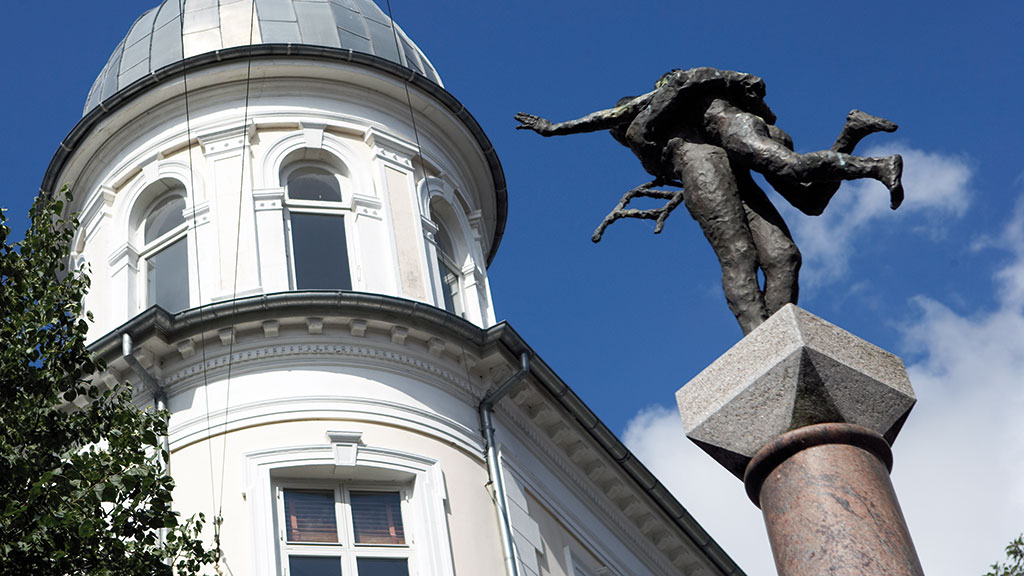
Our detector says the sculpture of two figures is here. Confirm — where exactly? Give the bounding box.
[516,67,904,335]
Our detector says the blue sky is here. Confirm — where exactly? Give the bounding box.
[2,1,1022,575]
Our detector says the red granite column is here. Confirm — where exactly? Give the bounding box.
[743,423,924,576]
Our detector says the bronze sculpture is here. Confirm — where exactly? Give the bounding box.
[516,67,904,334]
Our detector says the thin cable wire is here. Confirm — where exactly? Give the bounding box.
[175,0,219,531]
[384,0,426,185]
[217,0,258,523]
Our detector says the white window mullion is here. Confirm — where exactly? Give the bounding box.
[276,482,413,576]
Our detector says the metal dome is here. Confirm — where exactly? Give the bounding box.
[84,0,442,115]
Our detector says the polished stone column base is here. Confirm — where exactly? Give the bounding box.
[744,423,924,576]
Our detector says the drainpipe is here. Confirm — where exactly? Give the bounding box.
[478,352,530,576]
[122,332,172,554]
[121,333,170,472]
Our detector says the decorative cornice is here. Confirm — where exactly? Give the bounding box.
[252,189,285,212]
[162,341,476,402]
[107,242,139,270]
[170,395,483,457]
[350,193,384,220]
[364,127,419,158]
[184,200,211,226]
[198,124,254,157]
[79,185,115,238]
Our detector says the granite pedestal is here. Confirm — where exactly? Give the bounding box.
[676,304,924,576]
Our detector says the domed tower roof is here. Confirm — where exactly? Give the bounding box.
[84,0,442,115]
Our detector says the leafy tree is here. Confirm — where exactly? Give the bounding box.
[0,190,216,575]
[986,535,1024,576]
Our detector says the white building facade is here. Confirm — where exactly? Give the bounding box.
[44,1,744,575]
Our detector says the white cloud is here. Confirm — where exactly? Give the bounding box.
[623,406,775,574]
[992,199,1024,310]
[891,296,1024,576]
[891,196,1024,576]
[623,192,1024,576]
[783,145,972,286]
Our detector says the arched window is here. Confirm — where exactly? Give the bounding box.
[429,198,464,317]
[286,166,343,202]
[139,188,190,312]
[434,221,462,316]
[283,162,352,290]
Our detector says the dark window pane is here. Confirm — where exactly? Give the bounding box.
[439,258,456,313]
[147,236,189,312]
[434,221,455,261]
[284,490,338,543]
[289,556,342,576]
[350,492,404,545]
[144,195,186,243]
[291,213,352,290]
[356,558,408,576]
[289,167,342,202]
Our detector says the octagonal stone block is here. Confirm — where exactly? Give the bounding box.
[676,304,915,479]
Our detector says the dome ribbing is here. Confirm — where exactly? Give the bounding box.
[84,0,441,115]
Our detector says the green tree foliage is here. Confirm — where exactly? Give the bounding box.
[986,535,1024,576]
[0,190,216,575]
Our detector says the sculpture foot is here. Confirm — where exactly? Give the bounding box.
[883,154,904,210]
[847,109,899,135]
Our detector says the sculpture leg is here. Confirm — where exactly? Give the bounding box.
[763,112,899,215]
[668,139,769,334]
[735,169,801,314]
[832,110,898,154]
[706,100,903,209]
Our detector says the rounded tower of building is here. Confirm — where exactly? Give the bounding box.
[45,2,743,576]
[52,0,504,333]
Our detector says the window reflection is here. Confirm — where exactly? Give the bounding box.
[287,166,342,202]
[285,161,353,291]
[146,236,189,313]
[289,556,342,576]
[290,213,351,291]
[356,558,409,576]
[144,195,186,243]
[433,216,462,316]
[140,188,189,313]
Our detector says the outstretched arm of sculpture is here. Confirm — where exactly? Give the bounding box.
[514,91,654,136]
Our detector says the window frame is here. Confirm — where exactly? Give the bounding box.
[432,220,464,317]
[137,189,191,312]
[281,160,356,292]
[426,197,468,318]
[276,481,414,575]
[244,437,456,576]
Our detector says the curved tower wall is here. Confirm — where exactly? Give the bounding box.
[64,57,498,338]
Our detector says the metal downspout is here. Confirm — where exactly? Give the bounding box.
[121,333,171,548]
[478,352,531,576]
[121,334,170,464]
